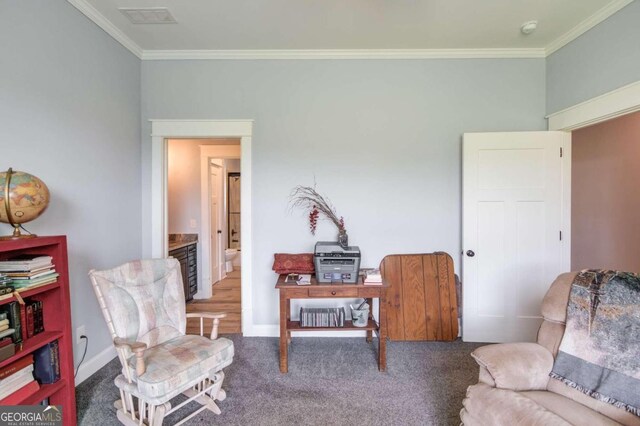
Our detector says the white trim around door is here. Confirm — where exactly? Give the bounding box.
[547,80,640,131]
[149,119,254,335]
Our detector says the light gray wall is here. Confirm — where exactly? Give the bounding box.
[142,59,546,326]
[167,140,202,235]
[1,2,141,364]
[546,1,640,114]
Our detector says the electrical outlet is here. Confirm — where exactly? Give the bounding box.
[76,325,86,345]
[190,219,197,228]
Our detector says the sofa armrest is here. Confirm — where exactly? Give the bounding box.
[471,342,553,391]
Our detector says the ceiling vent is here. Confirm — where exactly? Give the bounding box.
[119,8,177,24]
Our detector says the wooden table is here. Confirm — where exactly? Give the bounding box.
[275,274,389,373]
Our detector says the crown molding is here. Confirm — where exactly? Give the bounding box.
[67,0,143,59]
[545,0,634,56]
[141,48,546,60]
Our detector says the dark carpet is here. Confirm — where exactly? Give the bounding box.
[76,336,483,425]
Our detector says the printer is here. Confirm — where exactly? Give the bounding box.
[314,242,361,283]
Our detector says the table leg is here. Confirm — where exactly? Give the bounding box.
[366,297,373,343]
[378,292,387,371]
[286,297,292,345]
[279,292,288,373]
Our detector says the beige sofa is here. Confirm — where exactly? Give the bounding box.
[461,272,640,426]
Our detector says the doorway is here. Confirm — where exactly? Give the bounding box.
[150,119,254,336]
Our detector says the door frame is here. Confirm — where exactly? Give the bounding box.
[199,145,241,296]
[149,119,253,336]
[547,80,640,131]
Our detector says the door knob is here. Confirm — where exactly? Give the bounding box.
[217,230,222,234]
[466,250,475,257]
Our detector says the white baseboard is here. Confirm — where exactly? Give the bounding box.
[74,345,117,386]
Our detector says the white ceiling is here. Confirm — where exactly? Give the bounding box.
[69,0,632,59]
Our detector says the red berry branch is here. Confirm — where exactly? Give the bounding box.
[290,185,346,235]
[309,206,319,235]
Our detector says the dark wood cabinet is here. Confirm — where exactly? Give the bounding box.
[169,243,198,301]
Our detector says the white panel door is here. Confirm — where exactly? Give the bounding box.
[462,131,571,343]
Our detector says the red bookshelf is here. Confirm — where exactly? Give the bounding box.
[0,236,76,426]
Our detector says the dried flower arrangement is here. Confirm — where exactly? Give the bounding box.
[289,185,346,239]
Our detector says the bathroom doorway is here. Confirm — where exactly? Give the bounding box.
[166,137,243,334]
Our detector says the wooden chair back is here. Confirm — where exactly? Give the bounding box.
[380,252,459,341]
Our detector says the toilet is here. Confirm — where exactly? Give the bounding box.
[225,248,238,273]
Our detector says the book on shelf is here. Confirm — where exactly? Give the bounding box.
[0,273,12,286]
[10,273,59,290]
[24,300,44,338]
[34,340,60,384]
[0,286,15,297]
[0,255,53,272]
[0,301,22,343]
[0,355,34,380]
[3,264,56,279]
[0,341,16,362]
[0,328,15,340]
[0,356,37,402]
[0,380,40,405]
[0,365,35,391]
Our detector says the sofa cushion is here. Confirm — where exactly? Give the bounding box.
[461,384,571,426]
[471,343,553,391]
[522,390,621,426]
[127,334,234,398]
[547,378,640,426]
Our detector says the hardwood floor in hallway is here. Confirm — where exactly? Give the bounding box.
[186,269,241,334]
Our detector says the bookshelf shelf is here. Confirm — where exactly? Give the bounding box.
[0,281,60,305]
[287,319,378,331]
[0,331,64,369]
[0,236,76,425]
[19,379,67,405]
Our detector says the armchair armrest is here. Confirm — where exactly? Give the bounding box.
[471,343,553,391]
[113,337,147,376]
[187,312,227,340]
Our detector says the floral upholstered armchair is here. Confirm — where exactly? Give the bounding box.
[89,259,234,426]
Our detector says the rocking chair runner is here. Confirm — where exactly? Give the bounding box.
[89,259,234,426]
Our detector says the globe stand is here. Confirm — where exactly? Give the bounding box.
[1,168,49,240]
[0,225,37,240]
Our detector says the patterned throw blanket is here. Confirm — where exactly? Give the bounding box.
[550,270,640,415]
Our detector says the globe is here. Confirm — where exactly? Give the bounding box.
[0,168,50,239]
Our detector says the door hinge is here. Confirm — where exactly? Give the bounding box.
[559,231,562,241]
[560,147,563,157]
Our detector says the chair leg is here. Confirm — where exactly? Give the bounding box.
[152,403,169,426]
[181,374,226,416]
